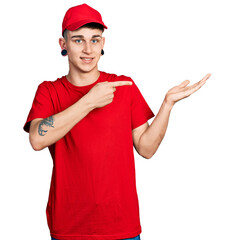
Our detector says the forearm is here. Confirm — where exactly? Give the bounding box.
[29,94,95,151]
[139,97,174,159]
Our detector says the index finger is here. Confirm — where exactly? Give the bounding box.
[109,81,133,87]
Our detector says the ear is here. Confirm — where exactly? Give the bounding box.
[59,37,66,50]
[101,36,105,49]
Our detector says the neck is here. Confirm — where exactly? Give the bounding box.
[66,65,100,87]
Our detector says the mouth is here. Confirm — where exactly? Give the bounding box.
[80,57,94,64]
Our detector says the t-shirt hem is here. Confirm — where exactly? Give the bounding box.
[50,227,141,240]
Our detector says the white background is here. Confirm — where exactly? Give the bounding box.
[0,0,234,239]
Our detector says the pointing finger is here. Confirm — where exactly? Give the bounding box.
[110,81,133,87]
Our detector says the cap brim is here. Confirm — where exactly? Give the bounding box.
[65,19,107,33]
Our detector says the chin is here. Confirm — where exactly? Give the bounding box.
[69,58,98,74]
[78,65,97,73]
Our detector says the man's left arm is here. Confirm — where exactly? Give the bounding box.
[133,73,211,159]
[132,99,172,159]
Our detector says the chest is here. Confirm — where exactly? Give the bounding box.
[52,85,132,137]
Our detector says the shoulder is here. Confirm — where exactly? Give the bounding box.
[38,76,64,87]
[36,76,65,92]
[101,71,134,83]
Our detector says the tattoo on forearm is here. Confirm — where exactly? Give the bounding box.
[38,116,55,136]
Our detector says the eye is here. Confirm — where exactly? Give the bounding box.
[75,39,82,43]
[91,39,98,43]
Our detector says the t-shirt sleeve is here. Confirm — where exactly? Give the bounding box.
[130,78,155,130]
[23,81,55,133]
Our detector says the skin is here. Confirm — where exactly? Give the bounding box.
[59,27,106,86]
[165,73,211,107]
[133,73,211,159]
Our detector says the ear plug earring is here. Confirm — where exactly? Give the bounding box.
[101,49,104,55]
[61,49,67,56]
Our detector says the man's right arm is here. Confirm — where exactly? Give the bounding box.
[29,80,133,151]
[29,94,95,151]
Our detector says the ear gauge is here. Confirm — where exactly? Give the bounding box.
[101,49,104,55]
[61,49,67,56]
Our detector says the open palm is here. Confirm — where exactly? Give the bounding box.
[165,73,211,107]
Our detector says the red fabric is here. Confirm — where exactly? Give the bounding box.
[62,4,108,36]
[23,71,155,240]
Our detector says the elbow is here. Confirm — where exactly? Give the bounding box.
[145,146,159,159]
[138,145,155,160]
[143,152,154,160]
[139,143,158,160]
[31,144,44,151]
[139,137,162,160]
[29,134,45,151]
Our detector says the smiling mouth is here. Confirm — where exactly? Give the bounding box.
[80,57,94,63]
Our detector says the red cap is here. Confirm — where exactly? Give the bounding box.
[62,4,108,36]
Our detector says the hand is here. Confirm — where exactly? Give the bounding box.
[86,81,132,109]
[165,73,211,108]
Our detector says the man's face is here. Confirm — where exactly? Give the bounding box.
[63,27,105,73]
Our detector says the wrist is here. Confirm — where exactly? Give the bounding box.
[81,94,96,111]
[163,96,174,111]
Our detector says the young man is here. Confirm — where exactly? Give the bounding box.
[23,3,211,240]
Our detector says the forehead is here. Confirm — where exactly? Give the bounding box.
[67,27,103,38]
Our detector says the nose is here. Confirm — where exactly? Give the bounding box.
[83,42,92,54]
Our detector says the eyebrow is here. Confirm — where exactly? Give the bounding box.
[71,35,102,39]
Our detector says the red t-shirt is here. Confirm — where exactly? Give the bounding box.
[23,71,155,240]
